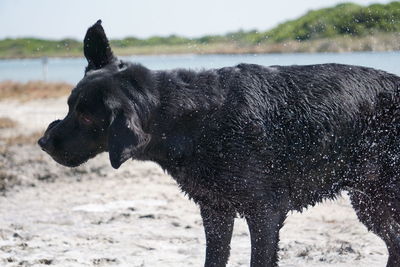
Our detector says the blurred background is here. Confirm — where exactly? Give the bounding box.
[0,1,399,266]
[0,0,399,83]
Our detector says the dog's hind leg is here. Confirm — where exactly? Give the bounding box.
[245,207,287,267]
[349,180,400,267]
[200,206,235,267]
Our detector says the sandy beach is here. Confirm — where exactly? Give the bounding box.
[0,96,389,266]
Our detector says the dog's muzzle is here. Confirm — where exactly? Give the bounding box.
[38,119,61,153]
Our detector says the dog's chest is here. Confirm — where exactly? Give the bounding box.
[166,164,243,211]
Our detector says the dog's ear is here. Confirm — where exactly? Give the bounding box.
[108,111,147,169]
[84,20,116,71]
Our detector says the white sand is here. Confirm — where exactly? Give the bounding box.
[0,98,388,266]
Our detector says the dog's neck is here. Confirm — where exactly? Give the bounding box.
[155,68,226,117]
[141,68,227,166]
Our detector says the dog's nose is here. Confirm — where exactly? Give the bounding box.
[38,136,51,152]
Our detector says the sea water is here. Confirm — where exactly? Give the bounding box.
[1,51,400,83]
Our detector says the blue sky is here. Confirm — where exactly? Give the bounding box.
[0,0,394,40]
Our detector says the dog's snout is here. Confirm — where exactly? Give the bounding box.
[39,119,62,153]
[48,119,61,130]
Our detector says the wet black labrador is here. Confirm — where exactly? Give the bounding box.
[38,20,400,267]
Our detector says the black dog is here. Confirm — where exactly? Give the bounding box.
[38,20,400,267]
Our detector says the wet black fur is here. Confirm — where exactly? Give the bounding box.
[39,21,400,266]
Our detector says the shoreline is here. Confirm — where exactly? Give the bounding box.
[1,49,400,61]
[1,34,399,60]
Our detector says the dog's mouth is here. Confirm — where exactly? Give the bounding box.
[47,152,89,168]
[39,145,99,168]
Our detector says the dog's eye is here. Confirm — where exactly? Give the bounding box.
[79,114,93,125]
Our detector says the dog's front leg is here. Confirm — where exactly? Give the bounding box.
[200,205,235,267]
[245,208,287,267]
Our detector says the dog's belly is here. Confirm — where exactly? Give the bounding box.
[166,151,355,214]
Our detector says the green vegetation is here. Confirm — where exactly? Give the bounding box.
[1,2,400,58]
[263,2,400,42]
[0,38,82,58]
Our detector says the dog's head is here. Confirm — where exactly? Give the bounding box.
[38,20,155,169]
